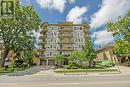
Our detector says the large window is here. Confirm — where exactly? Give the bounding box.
[48,26,59,30]
[45,51,56,57]
[74,38,83,42]
[46,44,57,49]
[73,26,83,31]
[60,27,64,30]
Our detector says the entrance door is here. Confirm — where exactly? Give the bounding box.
[48,60,55,65]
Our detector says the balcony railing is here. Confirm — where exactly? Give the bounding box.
[58,35,73,38]
[58,42,74,44]
[40,29,48,34]
[58,29,73,32]
[57,48,74,51]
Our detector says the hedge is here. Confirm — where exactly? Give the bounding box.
[54,69,117,73]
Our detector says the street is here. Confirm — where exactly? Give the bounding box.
[0,74,130,87]
[0,66,130,87]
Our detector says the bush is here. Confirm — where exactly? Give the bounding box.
[64,65,71,69]
[127,62,130,64]
[0,67,5,71]
[64,64,79,69]
[54,69,118,73]
[8,65,15,71]
[98,60,113,67]
[71,66,79,69]
[127,62,130,67]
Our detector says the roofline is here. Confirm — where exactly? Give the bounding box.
[96,45,113,52]
[40,22,90,29]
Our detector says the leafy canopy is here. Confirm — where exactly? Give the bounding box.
[106,10,130,57]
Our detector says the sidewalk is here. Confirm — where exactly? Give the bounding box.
[29,66,130,77]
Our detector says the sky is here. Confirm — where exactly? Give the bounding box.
[20,0,130,49]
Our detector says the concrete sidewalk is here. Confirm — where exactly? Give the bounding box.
[27,66,130,77]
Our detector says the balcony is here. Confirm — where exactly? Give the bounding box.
[39,35,47,39]
[58,35,73,38]
[57,48,74,51]
[40,29,48,34]
[58,29,73,32]
[39,54,45,59]
[58,42,74,44]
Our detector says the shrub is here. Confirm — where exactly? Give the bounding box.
[71,66,79,69]
[64,64,79,69]
[99,60,113,67]
[127,62,130,67]
[0,67,5,71]
[54,69,118,73]
[64,65,71,69]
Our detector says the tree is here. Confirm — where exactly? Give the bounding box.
[106,10,130,61]
[55,53,64,67]
[82,40,97,67]
[114,39,130,62]
[0,0,41,67]
[68,51,85,66]
[107,11,130,42]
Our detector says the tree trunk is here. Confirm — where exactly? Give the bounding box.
[89,60,92,68]
[127,56,129,62]
[1,47,9,67]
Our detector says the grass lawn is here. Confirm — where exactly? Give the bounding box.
[54,69,118,73]
[0,66,31,74]
[0,68,12,74]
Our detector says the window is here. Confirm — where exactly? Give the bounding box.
[50,52,52,56]
[50,32,53,36]
[79,45,82,48]
[48,27,52,30]
[54,32,57,36]
[55,27,58,30]
[73,27,76,30]
[60,27,64,29]
[50,45,53,48]
[53,45,56,48]
[60,45,63,49]
[60,52,62,54]
[50,39,53,42]
[60,32,63,35]
[80,32,83,36]
[78,39,80,42]
[80,27,82,30]
[81,39,83,42]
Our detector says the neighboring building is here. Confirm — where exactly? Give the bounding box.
[39,22,90,66]
[96,45,118,64]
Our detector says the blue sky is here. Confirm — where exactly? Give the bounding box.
[20,0,130,48]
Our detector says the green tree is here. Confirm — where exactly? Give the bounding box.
[106,10,130,61]
[68,51,85,66]
[55,53,64,67]
[114,39,130,61]
[0,0,41,67]
[82,40,97,67]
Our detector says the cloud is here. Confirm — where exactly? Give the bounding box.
[66,6,87,24]
[93,30,114,46]
[90,0,130,28]
[36,0,75,13]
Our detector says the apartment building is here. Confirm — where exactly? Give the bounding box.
[39,22,90,66]
[96,45,119,64]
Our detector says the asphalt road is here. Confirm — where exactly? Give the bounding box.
[0,75,130,87]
